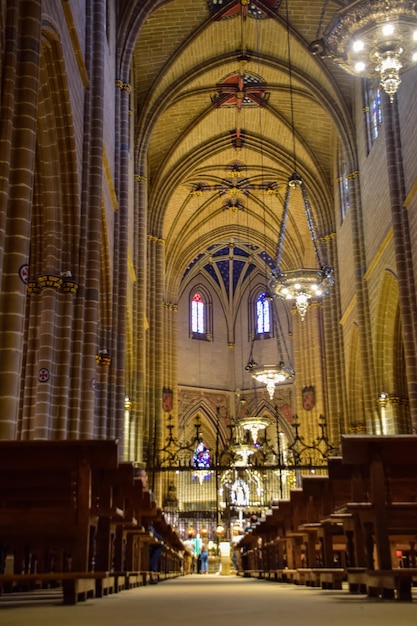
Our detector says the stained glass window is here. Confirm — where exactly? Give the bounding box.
[191,292,205,334]
[338,158,350,223]
[256,292,271,334]
[193,440,211,469]
[365,80,382,153]
[190,288,212,341]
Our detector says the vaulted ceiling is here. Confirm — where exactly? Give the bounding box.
[132,0,357,302]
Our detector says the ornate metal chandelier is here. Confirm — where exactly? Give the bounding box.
[269,173,334,321]
[310,0,417,102]
[269,2,334,321]
[239,415,274,443]
[247,362,295,399]
[246,297,295,398]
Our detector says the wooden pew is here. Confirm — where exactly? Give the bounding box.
[257,478,348,579]
[0,440,120,575]
[0,440,185,604]
[239,436,417,600]
[241,463,354,585]
[92,462,152,574]
[338,436,417,570]
[0,571,115,604]
[143,509,185,579]
[365,568,417,601]
[312,567,345,589]
[330,435,417,600]
[291,477,347,568]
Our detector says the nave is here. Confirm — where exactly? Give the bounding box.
[2,575,416,626]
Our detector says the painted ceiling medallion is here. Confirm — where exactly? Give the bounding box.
[207,0,281,21]
[211,71,269,109]
[223,197,245,211]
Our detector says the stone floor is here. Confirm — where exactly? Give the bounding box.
[1,574,417,626]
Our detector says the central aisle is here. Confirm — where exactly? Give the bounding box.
[2,575,417,626]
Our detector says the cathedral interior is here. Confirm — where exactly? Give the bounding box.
[1,0,417,547]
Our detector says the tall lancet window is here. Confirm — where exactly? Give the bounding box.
[190,288,212,340]
[256,292,271,335]
[365,80,382,153]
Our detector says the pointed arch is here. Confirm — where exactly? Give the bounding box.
[375,271,410,433]
[347,325,366,433]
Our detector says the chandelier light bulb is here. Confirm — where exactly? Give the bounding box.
[377,53,402,101]
[240,416,274,443]
[354,61,366,73]
[294,293,310,320]
[382,23,395,36]
[353,40,364,52]
[267,377,280,398]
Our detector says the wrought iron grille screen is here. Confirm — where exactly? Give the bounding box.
[148,411,336,544]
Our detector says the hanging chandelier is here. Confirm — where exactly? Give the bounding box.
[310,0,417,102]
[240,415,274,442]
[246,297,295,398]
[269,2,334,321]
[269,173,334,321]
[232,1,296,396]
[247,362,295,399]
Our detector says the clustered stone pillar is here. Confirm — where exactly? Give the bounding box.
[348,170,379,433]
[382,96,417,430]
[0,1,42,439]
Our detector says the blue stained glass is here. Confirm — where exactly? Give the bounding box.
[193,441,211,469]
[256,293,271,333]
[342,174,350,217]
[371,86,382,141]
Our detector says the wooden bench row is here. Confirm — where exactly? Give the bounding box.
[0,569,179,604]
[239,435,417,601]
[256,567,345,589]
[244,560,417,600]
[0,440,185,604]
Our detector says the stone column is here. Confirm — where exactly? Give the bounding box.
[131,172,148,463]
[109,74,131,446]
[147,233,165,496]
[321,233,347,445]
[382,96,417,429]
[0,1,42,438]
[348,171,379,432]
[82,0,107,438]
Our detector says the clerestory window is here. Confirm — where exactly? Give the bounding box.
[190,288,212,341]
